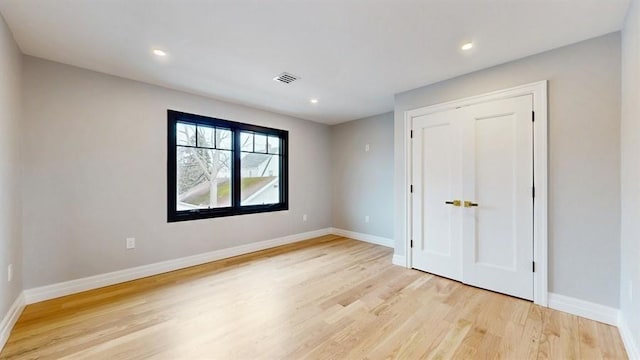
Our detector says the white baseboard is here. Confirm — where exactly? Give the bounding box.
[0,292,25,352]
[24,228,331,304]
[619,313,640,360]
[548,293,618,326]
[329,228,393,248]
[392,254,407,267]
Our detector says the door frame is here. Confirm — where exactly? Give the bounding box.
[402,81,548,306]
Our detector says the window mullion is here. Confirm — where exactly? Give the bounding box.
[233,128,242,209]
[283,133,289,204]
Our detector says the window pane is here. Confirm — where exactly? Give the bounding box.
[176,122,196,146]
[267,136,280,154]
[254,134,267,153]
[217,128,232,150]
[177,147,232,209]
[197,125,215,148]
[240,153,279,206]
[241,132,253,152]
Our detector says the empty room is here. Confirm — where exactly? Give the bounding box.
[0,0,639,358]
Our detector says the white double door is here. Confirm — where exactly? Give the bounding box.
[411,95,534,300]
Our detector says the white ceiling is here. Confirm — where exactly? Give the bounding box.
[0,0,630,124]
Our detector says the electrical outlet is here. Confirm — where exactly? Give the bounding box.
[365,143,370,152]
[126,237,136,250]
[7,264,12,282]
[365,215,370,223]
[303,214,308,222]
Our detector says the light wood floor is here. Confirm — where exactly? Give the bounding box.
[0,235,627,359]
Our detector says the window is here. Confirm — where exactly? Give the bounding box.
[167,110,288,222]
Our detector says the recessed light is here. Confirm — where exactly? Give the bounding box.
[153,49,167,57]
[310,99,318,104]
[461,42,474,51]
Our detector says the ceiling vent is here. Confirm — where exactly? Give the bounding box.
[273,72,300,84]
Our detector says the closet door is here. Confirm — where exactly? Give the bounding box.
[410,95,534,301]
[411,109,463,281]
[460,95,534,300]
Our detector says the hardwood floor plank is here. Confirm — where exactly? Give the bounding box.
[427,318,473,360]
[0,236,628,359]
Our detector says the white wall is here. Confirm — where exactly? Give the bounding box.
[21,57,332,289]
[394,33,621,307]
[620,0,640,354]
[330,112,394,239]
[0,13,22,321]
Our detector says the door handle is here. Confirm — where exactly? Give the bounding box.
[464,201,478,208]
[445,200,462,207]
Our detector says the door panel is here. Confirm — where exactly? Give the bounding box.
[461,95,533,300]
[422,124,453,255]
[474,113,517,269]
[411,110,462,281]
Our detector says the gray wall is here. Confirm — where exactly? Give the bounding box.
[394,33,621,307]
[620,0,640,349]
[21,57,332,289]
[331,112,394,239]
[0,14,22,318]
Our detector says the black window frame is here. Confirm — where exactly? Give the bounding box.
[167,110,289,222]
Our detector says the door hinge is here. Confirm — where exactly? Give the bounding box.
[532,110,535,122]
[532,186,536,198]
[410,130,413,138]
[410,185,413,193]
[411,239,413,248]
[532,261,536,272]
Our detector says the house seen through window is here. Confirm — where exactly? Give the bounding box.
[168,110,288,222]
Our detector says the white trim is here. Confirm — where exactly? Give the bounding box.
[403,80,549,306]
[24,228,331,304]
[330,228,393,248]
[405,81,547,118]
[619,313,640,360]
[403,108,412,269]
[0,293,25,352]
[532,81,549,307]
[548,293,618,326]
[392,254,406,266]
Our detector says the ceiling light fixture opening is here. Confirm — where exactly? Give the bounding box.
[461,42,474,51]
[310,99,318,104]
[153,49,167,57]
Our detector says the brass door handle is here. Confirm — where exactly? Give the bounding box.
[464,201,478,208]
[445,200,462,207]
